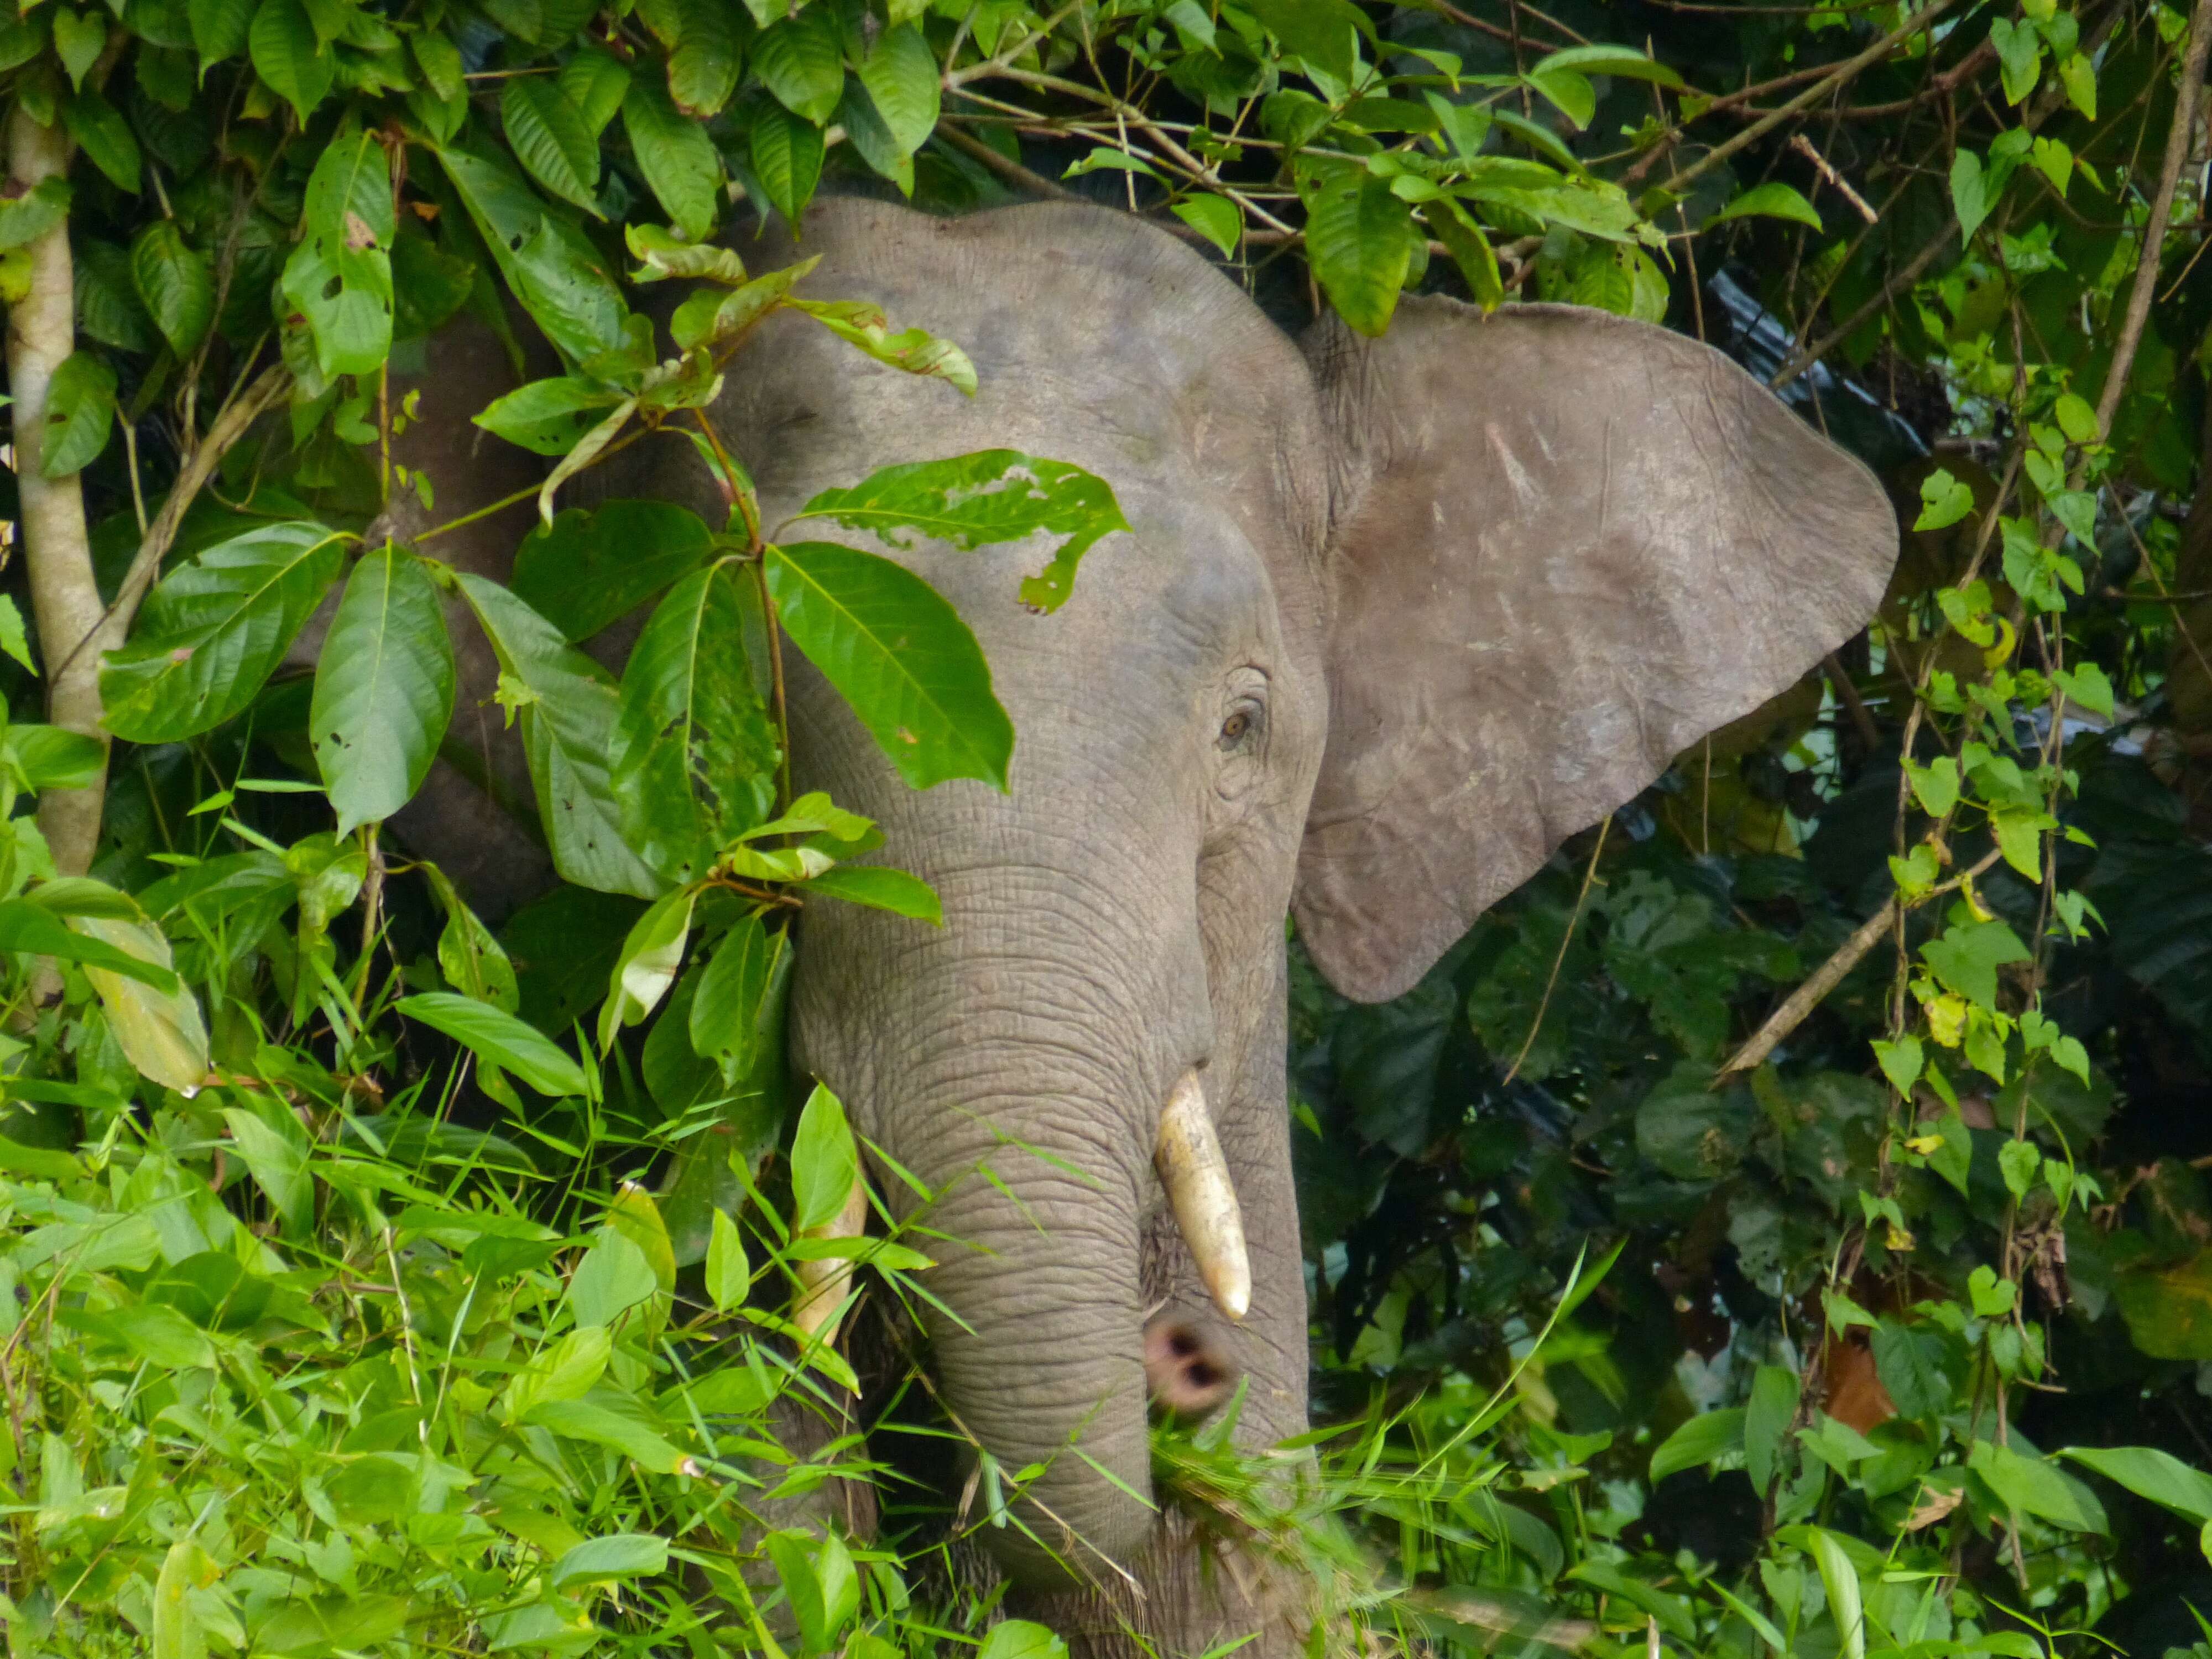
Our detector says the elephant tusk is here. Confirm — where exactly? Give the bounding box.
[1154,1070,1250,1322]
[792,1173,870,1348]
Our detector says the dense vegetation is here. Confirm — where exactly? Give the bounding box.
[2,0,2212,1653]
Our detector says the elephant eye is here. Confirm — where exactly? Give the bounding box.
[1220,712,1250,744]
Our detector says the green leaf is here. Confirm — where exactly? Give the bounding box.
[40,351,116,477]
[1648,1406,1745,1481]
[2057,50,2094,118]
[249,0,332,121]
[5,725,104,790]
[610,565,780,884]
[786,297,974,392]
[62,91,139,192]
[790,1081,857,1233]
[749,100,825,228]
[101,521,347,742]
[281,126,394,379]
[454,572,662,899]
[1744,1364,1798,1495]
[795,449,1130,617]
[0,898,174,987]
[1530,43,1685,87]
[1914,466,1974,531]
[223,1097,310,1234]
[512,500,717,641]
[523,1397,687,1472]
[52,8,105,90]
[2115,1250,2212,1359]
[1921,919,2031,1009]
[666,0,743,116]
[854,23,937,155]
[395,990,587,1096]
[560,46,633,135]
[1872,1034,1923,1095]
[599,886,696,1046]
[706,1207,749,1310]
[1423,198,1503,311]
[1870,1318,1953,1417]
[72,912,210,1092]
[0,594,32,675]
[1305,169,1413,337]
[688,910,779,1061]
[1804,1529,1866,1659]
[503,1325,609,1421]
[1906,754,1959,817]
[1969,1438,2108,1532]
[1243,0,1366,84]
[424,863,519,1012]
[2059,1444,2212,1523]
[472,375,624,456]
[1990,17,2041,103]
[311,545,456,834]
[410,28,466,102]
[621,77,722,241]
[753,4,844,124]
[0,176,70,253]
[502,77,602,214]
[154,1538,219,1659]
[129,221,213,358]
[1171,194,1243,259]
[1524,66,1594,130]
[975,1623,1067,1659]
[800,864,941,922]
[765,540,1013,791]
[551,1533,668,1590]
[1950,149,1994,246]
[1705,180,1822,233]
[435,138,629,364]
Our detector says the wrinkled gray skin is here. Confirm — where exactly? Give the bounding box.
[375,199,1898,1657]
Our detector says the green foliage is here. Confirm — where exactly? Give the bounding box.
[6,0,2212,1652]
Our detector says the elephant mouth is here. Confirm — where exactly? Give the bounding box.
[1153,1068,1250,1323]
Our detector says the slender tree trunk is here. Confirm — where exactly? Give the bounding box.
[7,107,116,878]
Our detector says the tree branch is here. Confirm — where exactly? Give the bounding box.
[5,108,106,877]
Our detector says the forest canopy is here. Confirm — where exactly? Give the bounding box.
[0,0,2210,1655]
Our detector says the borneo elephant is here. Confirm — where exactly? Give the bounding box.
[382,196,1898,1656]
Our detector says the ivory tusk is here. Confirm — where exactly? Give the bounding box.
[1155,1070,1251,1322]
[792,1173,871,1348]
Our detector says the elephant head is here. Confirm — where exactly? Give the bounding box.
[390,197,1896,1650]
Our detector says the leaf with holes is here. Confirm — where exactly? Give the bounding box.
[40,351,116,477]
[280,127,394,378]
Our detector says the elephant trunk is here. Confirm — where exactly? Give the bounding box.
[791,867,1220,1587]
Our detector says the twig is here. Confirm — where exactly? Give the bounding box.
[2090,0,2212,443]
[1717,846,2005,1079]
[1501,816,1610,1086]
[1790,133,1879,223]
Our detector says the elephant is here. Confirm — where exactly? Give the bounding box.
[373,196,1898,1657]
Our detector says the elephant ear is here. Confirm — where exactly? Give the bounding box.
[1294,296,1898,1003]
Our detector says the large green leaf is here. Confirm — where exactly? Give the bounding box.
[609,565,780,884]
[1968,1439,2107,1533]
[510,500,717,640]
[101,522,348,742]
[248,0,331,121]
[764,540,1011,791]
[1243,0,1368,84]
[280,126,394,379]
[434,139,628,364]
[39,351,116,477]
[747,101,823,228]
[1305,168,1413,337]
[753,4,844,124]
[472,375,625,457]
[395,990,587,1097]
[310,545,457,836]
[454,573,662,899]
[2059,1444,2212,1523]
[479,0,594,46]
[187,0,252,69]
[620,79,722,241]
[853,23,937,155]
[666,0,743,116]
[61,91,140,192]
[791,450,1129,615]
[72,912,211,1094]
[129,220,212,358]
[501,77,602,214]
